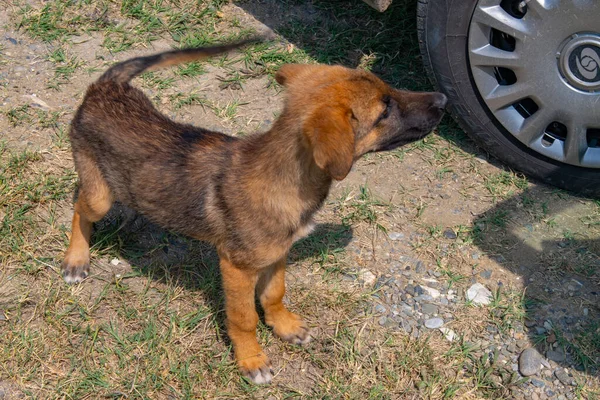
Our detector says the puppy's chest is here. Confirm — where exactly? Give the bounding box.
[291,220,316,243]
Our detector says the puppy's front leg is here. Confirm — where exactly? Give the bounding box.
[219,257,273,384]
[257,257,311,345]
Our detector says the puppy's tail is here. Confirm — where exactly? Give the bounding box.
[98,38,258,84]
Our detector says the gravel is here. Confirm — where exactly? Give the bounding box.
[347,239,592,399]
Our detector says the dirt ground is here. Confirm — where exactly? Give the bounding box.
[0,0,598,399]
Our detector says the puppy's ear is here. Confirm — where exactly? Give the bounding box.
[305,106,355,181]
[275,64,308,86]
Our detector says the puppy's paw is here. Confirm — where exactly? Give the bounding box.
[271,312,312,346]
[239,353,273,385]
[61,259,90,284]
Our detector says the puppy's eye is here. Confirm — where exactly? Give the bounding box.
[375,96,392,126]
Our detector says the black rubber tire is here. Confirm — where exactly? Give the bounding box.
[417,0,600,197]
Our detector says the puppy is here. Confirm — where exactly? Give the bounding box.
[62,39,446,384]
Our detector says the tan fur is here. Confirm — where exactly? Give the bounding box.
[62,42,446,383]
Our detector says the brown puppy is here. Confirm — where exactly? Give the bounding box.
[62,40,446,384]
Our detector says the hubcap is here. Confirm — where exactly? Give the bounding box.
[468,0,600,168]
[558,33,600,92]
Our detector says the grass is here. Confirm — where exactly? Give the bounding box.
[4,0,600,398]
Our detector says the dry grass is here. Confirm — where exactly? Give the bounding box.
[1,0,599,399]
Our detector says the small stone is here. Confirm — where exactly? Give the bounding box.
[374,304,387,314]
[421,303,438,315]
[359,270,377,286]
[519,348,543,376]
[530,378,545,388]
[443,229,457,239]
[424,317,444,329]
[421,286,441,299]
[110,258,120,266]
[466,283,493,305]
[414,285,425,296]
[439,327,456,341]
[479,270,493,280]
[378,316,388,326]
[405,285,415,296]
[440,298,449,306]
[554,368,575,386]
[535,327,547,335]
[543,321,553,331]
[583,308,589,316]
[415,263,425,274]
[546,349,566,363]
[388,231,405,240]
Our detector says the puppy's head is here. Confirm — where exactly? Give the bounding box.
[276,64,447,180]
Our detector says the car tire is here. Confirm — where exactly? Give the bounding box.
[417,0,600,196]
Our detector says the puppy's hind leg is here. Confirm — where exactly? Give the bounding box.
[62,153,113,284]
[257,257,312,345]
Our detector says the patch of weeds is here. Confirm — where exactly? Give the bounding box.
[211,99,246,121]
[47,47,82,89]
[140,71,175,90]
[4,104,32,126]
[340,185,389,231]
[169,93,210,110]
[435,259,467,289]
[216,70,251,90]
[0,148,76,265]
[553,323,600,372]
[483,171,528,200]
[487,288,528,333]
[176,62,206,78]
[436,167,454,180]
[241,41,314,80]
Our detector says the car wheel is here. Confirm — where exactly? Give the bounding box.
[417,0,600,196]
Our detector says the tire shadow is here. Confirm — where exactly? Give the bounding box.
[471,182,599,376]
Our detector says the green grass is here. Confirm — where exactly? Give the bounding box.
[4,104,32,126]
[339,185,389,231]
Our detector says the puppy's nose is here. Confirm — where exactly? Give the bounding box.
[430,93,448,110]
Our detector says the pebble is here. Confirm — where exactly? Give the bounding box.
[479,270,492,279]
[519,348,543,376]
[546,349,565,363]
[531,378,545,388]
[466,283,493,305]
[421,303,438,316]
[388,231,405,240]
[374,304,387,314]
[554,369,574,386]
[110,258,120,266]
[359,269,377,285]
[421,286,441,299]
[424,317,444,329]
[443,229,457,239]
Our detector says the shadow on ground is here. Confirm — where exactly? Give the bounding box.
[472,183,599,375]
[92,202,353,334]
